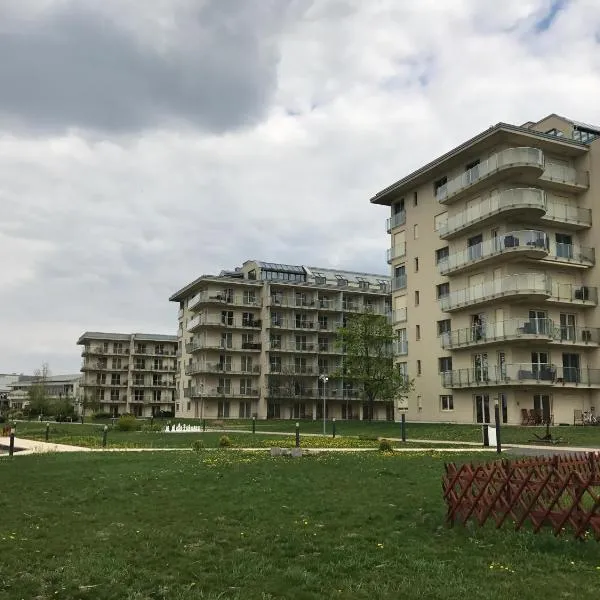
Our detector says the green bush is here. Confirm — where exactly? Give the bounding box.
[192,439,205,452]
[378,438,393,452]
[116,415,139,432]
[141,422,163,433]
[92,412,112,420]
[219,435,232,448]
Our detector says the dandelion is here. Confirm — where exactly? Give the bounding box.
[377,543,384,549]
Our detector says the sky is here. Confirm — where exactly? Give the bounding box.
[2,0,600,374]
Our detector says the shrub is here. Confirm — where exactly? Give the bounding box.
[192,439,205,452]
[116,415,139,432]
[219,435,232,448]
[378,438,393,452]
[92,412,112,420]
[213,420,225,429]
[141,422,163,433]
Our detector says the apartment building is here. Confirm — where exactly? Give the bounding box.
[169,260,391,420]
[77,332,178,417]
[6,374,82,410]
[372,114,600,426]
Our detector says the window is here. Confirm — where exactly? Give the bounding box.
[103,342,109,353]
[187,402,191,412]
[95,388,105,401]
[438,357,453,373]
[241,356,253,372]
[239,401,252,417]
[243,290,256,304]
[436,283,450,299]
[242,312,257,326]
[270,356,282,372]
[413,224,419,239]
[134,389,144,402]
[136,343,146,354]
[440,395,454,411]
[112,357,122,369]
[434,212,448,232]
[221,333,233,349]
[398,362,408,378]
[318,358,329,374]
[318,315,329,330]
[111,389,120,402]
[416,325,421,340]
[156,343,165,355]
[437,319,451,336]
[271,312,283,327]
[435,246,449,264]
[545,128,564,137]
[111,374,121,385]
[221,310,234,326]
[114,343,123,354]
[413,191,418,207]
[318,337,329,352]
[96,373,106,385]
[434,177,447,196]
[134,375,144,386]
[153,390,162,403]
[414,257,419,272]
[417,360,422,376]
[414,291,420,306]
[239,378,252,395]
[218,401,230,418]
[270,334,282,349]
[135,358,145,370]
[218,378,231,394]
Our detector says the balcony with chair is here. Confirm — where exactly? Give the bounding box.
[438,230,549,276]
[548,283,598,308]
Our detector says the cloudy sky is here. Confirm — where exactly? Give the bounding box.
[2,0,600,374]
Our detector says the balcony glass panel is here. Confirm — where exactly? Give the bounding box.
[392,274,407,291]
[547,243,595,266]
[543,201,591,227]
[386,211,406,232]
[386,243,407,263]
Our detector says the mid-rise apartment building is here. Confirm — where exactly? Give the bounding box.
[169,260,391,420]
[77,332,177,417]
[372,114,600,426]
[5,374,82,410]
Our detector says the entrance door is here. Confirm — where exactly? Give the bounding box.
[562,353,581,383]
[559,313,576,341]
[533,394,551,424]
[474,394,491,423]
[531,352,549,378]
[555,233,573,259]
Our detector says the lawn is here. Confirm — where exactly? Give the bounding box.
[0,451,598,600]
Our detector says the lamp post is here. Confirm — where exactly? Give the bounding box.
[319,374,328,435]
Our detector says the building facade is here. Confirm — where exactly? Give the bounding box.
[6,374,82,410]
[170,260,392,420]
[77,332,177,417]
[372,114,600,426]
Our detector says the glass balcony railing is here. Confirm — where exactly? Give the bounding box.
[550,283,598,305]
[392,274,407,292]
[547,243,595,266]
[442,363,600,388]
[439,188,546,238]
[436,148,544,203]
[440,273,551,311]
[386,243,407,263]
[389,308,408,324]
[540,163,589,189]
[438,230,548,275]
[543,201,592,228]
[386,211,406,233]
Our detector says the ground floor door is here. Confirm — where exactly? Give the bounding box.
[533,394,551,424]
[474,394,491,423]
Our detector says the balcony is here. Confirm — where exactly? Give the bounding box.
[544,243,595,268]
[393,340,408,356]
[187,315,202,333]
[341,300,362,312]
[440,273,551,312]
[442,363,600,389]
[549,283,598,307]
[438,230,549,276]
[386,210,406,233]
[539,162,589,193]
[389,308,407,324]
[439,188,546,239]
[386,243,407,264]
[392,274,407,292]
[542,201,592,230]
[178,308,184,320]
[436,148,545,205]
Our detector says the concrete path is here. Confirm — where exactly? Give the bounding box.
[0,436,90,455]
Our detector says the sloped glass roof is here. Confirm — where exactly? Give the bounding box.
[257,262,305,273]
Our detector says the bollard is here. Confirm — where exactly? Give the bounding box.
[332,418,336,438]
[202,419,206,432]
[80,415,84,425]
[12,422,16,435]
[150,416,154,427]
[295,422,300,448]
[102,425,108,448]
[252,416,256,434]
[168,420,172,432]
[45,422,50,442]
[494,402,502,454]
[401,413,406,443]
[9,428,15,457]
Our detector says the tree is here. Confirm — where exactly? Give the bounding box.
[81,394,101,417]
[336,312,414,421]
[27,362,51,416]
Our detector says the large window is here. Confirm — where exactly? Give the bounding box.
[436,283,450,299]
[440,395,454,411]
[437,319,451,336]
[438,357,452,373]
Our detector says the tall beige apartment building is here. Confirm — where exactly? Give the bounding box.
[169,260,391,420]
[372,114,600,426]
[78,332,177,417]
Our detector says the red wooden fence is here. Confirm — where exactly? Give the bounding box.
[442,453,600,540]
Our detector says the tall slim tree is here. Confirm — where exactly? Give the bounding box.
[336,312,413,421]
[28,362,51,416]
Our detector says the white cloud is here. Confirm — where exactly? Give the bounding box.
[1,0,600,372]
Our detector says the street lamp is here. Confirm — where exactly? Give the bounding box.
[319,374,328,435]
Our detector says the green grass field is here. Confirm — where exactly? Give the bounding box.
[0,451,598,600]
[12,418,600,449]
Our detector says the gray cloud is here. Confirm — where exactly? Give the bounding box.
[0,0,296,134]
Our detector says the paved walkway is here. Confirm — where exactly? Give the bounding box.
[0,436,90,455]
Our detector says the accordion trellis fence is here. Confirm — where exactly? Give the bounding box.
[442,453,600,540]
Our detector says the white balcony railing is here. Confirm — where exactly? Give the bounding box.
[386,211,406,233]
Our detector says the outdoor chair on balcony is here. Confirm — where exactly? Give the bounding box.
[574,409,584,426]
[521,408,533,425]
[529,409,543,425]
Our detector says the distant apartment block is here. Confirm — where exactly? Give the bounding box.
[372,113,600,426]
[6,374,82,410]
[169,260,392,420]
[77,332,177,417]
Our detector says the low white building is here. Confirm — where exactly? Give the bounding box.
[7,374,83,410]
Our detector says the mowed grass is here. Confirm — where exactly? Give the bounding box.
[12,418,600,448]
[0,451,599,600]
